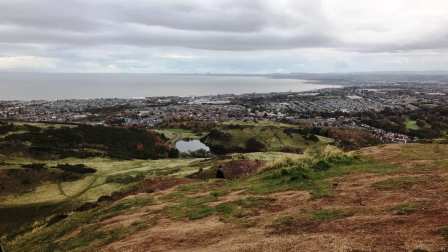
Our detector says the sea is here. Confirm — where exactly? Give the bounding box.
[0,73,337,100]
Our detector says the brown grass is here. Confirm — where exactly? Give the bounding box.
[98,144,448,251]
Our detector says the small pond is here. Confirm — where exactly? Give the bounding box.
[175,140,210,153]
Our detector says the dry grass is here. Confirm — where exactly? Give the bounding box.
[5,143,448,252]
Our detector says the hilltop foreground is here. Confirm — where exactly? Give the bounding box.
[1,123,448,251]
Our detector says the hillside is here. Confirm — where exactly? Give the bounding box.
[2,141,448,251]
[201,122,322,154]
[0,123,177,160]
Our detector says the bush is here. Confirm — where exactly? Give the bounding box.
[3,125,175,160]
[0,123,16,135]
[55,164,97,174]
[106,174,145,184]
[22,163,47,171]
[390,203,419,215]
[311,209,352,221]
[59,172,84,182]
[280,147,304,154]
[245,138,266,152]
[168,148,180,158]
[439,226,448,240]
[269,215,297,234]
[312,160,331,172]
[327,155,355,165]
[207,129,232,141]
[267,166,311,183]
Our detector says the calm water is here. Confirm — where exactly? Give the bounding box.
[0,73,335,100]
[175,140,210,153]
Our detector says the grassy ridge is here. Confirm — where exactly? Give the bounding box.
[0,123,178,160]
[202,123,322,154]
[0,157,204,205]
[0,156,207,238]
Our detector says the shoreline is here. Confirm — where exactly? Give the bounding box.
[0,74,339,101]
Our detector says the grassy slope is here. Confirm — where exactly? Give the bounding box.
[2,121,448,251]
[0,157,207,240]
[203,122,322,153]
[0,157,204,206]
[0,123,199,206]
[7,144,448,251]
[0,143,302,244]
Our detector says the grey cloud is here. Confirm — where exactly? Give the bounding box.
[345,31,448,53]
[1,0,448,73]
[0,22,337,51]
[115,0,268,32]
[0,0,447,53]
[0,0,101,31]
[0,0,338,51]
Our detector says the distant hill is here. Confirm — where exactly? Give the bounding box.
[201,122,321,154]
[0,123,177,160]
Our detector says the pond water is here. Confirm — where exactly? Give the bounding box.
[175,140,210,153]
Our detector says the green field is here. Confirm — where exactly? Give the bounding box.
[0,153,208,236]
[202,123,323,154]
[0,157,205,206]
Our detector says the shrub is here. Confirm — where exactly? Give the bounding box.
[312,160,331,172]
[267,167,310,182]
[311,209,352,221]
[280,147,304,154]
[22,163,47,171]
[215,202,237,216]
[188,206,215,220]
[372,177,422,191]
[245,138,266,152]
[3,125,175,160]
[59,172,83,182]
[55,164,97,174]
[105,174,145,184]
[207,129,232,141]
[390,203,419,215]
[272,215,296,227]
[438,226,448,240]
[168,148,180,158]
[0,123,16,135]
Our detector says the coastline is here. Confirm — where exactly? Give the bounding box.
[0,73,339,101]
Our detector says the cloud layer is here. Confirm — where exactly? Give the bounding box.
[1,0,448,73]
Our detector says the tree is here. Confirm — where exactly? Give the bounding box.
[245,138,266,152]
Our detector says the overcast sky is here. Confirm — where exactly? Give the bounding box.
[1,0,448,73]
